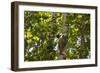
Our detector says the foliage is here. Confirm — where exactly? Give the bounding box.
[24,11,90,61]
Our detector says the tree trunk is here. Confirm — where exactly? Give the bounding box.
[58,13,69,60]
[80,15,86,59]
[51,12,56,39]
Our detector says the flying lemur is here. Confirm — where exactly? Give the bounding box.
[57,34,67,55]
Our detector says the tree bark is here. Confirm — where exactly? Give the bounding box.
[58,13,69,60]
[80,15,86,59]
[51,12,56,38]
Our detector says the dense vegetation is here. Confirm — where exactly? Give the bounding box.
[24,11,90,62]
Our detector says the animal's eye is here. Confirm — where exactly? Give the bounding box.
[56,34,60,38]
